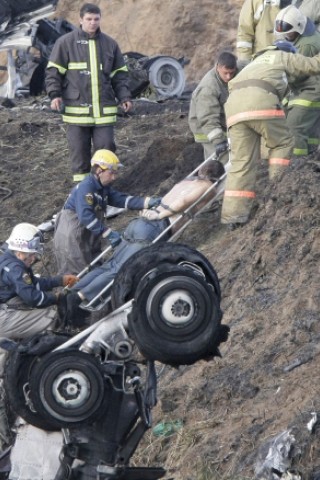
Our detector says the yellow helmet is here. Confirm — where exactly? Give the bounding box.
[91,150,123,171]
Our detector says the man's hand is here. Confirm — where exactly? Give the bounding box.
[50,97,64,113]
[142,209,160,221]
[62,275,79,288]
[120,100,133,113]
[215,140,229,157]
[102,229,122,248]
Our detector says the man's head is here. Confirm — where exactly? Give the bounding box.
[275,5,315,41]
[91,149,123,186]
[216,51,237,83]
[7,223,44,266]
[80,3,101,36]
[198,160,225,182]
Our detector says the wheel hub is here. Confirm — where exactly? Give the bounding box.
[160,290,195,325]
[52,371,91,408]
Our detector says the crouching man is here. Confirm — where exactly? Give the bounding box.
[0,223,77,472]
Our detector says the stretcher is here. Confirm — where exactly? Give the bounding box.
[77,153,230,312]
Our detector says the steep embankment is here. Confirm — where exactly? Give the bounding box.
[55,0,242,83]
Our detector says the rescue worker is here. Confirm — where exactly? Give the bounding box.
[0,223,78,467]
[188,51,237,164]
[62,160,225,319]
[53,149,161,276]
[221,41,320,228]
[236,0,294,62]
[45,3,132,182]
[275,6,320,155]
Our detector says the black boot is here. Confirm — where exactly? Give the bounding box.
[66,293,90,330]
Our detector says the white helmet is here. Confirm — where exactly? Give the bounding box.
[7,223,44,254]
[275,5,315,36]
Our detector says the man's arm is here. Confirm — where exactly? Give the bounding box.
[236,0,256,61]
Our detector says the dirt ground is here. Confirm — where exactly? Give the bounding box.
[1,95,320,480]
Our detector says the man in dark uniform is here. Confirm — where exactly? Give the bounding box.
[0,223,78,473]
[53,149,161,275]
[45,3,132,182]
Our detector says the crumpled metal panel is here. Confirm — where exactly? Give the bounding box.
[10,422,62,480]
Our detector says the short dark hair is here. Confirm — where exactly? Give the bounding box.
[80,3,101,17]
[217,51,237,70]
[198,160,225,182]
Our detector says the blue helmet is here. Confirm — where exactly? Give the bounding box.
[273,40,297,54]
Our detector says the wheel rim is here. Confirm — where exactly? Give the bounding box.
[148,283,195,326]
[34,356,105,423]
[144,274,212,339]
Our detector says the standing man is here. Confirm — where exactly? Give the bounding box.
[220,42,320,228]
[275,6,320,155]
[53,149,161,275]
[188,51,237,164]
[45,3,132,183]
[236,0,294,62]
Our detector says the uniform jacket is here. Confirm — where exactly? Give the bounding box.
[188,67,229,144]
[288,31,320,96]
[226,48,320,127]
[45,27,131,126]
[236,0,293,60]
[64,174,147,236]
[0,250,62,307]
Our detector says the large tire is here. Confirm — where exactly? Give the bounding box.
[147,56,185,98]
[111,243,221,309]
[28,350,109,429]
[4,333,71,431]
[127,262,222,366]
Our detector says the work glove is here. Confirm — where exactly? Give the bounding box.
[147,197,162,209]
[62,275,79,288]
[215,140,229,157]
[102,228,122,248]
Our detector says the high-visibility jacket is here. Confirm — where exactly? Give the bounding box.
[188,67,228,144]
[45,27,131,126]
[225,47,320,127]
[236,0,285,61]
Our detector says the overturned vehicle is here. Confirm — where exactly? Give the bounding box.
[4,241,229,480]
[0,0,186,100]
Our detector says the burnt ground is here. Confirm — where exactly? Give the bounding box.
[1,97,320,480]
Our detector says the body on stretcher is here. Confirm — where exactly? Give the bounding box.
[74,156,230,312]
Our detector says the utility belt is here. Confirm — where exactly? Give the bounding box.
[232,79,279,99]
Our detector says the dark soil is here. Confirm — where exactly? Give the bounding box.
[1,96,320,480]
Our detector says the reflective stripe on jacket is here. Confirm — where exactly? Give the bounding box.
[236,0,282,61]
[45,27,131,126]
[226,48,320,126]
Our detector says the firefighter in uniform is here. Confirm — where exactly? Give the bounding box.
[275,6,320,155]
[45,3,132,183]
[188,51,237,164]
[0,223,77,462]
[221,42,320,227]
[236,0,294,62]
[53,150,161,276]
